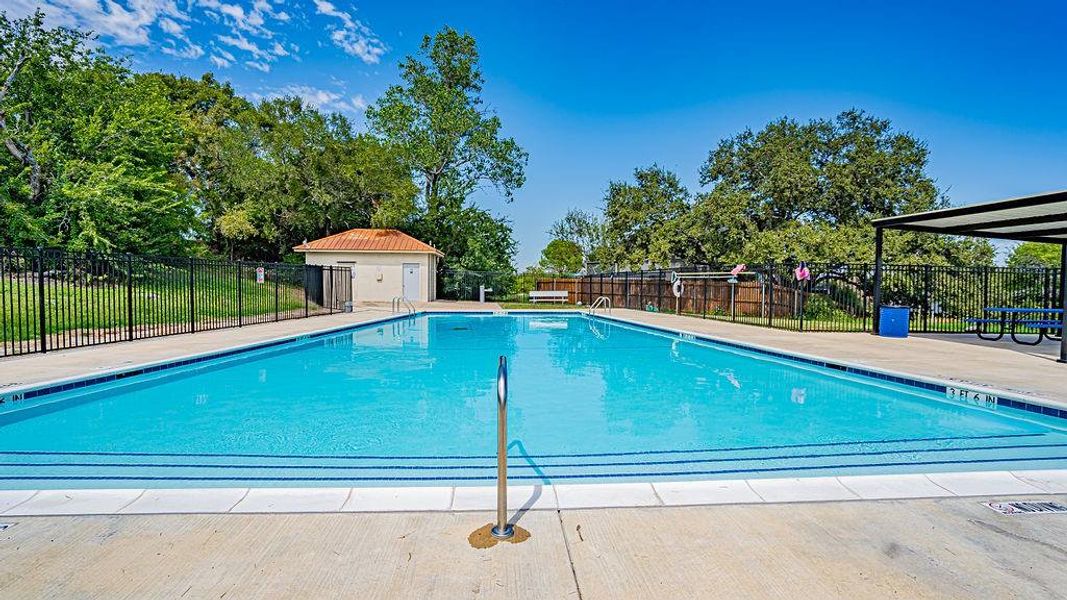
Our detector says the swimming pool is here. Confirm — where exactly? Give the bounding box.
[1,312,1065,489]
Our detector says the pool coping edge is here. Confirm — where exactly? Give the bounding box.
[1,469,1064,516]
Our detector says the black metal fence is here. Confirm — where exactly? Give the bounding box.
[1,248,352,357]
[560,263,1063,334]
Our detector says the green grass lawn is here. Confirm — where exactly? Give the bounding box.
[1,276,310,342]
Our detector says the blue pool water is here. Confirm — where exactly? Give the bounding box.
[1,313,1065,489]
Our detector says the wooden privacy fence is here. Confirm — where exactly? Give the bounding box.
[548,263,1063,334]
[556,273,802,320]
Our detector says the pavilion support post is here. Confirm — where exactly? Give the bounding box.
[1059,243,1066,363]
[872,227,884,335]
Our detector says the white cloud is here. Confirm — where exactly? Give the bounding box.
[259,85,369,114]
[245,60,271,73]
[6,0,379,71]
[313,0,387,64]
[215,47,237,62]
[162,42,205,59]
[209,54,233,68]
[158,17,184,36]
[217,33,272,61]
[197,0,276,37]
[16,0,188,46]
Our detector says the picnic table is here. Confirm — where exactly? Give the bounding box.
[966,307,1064,346]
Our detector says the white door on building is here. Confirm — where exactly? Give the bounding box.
[402,263,420,301]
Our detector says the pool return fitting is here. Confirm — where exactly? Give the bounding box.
[491,355,514,540]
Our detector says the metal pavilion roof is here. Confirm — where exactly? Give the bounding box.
[871,189,1067,244]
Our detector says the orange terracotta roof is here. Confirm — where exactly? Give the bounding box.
[293,229,444,256]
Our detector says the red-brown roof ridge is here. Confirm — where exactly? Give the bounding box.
[293,228,443,256]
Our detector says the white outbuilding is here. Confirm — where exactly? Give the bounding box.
[294,229,443,302]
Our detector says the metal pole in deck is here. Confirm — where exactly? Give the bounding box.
[491,356,513,539]
[872,227,884,334]
[1058,243,1066,363]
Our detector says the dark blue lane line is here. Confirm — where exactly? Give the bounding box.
[0,433,1045,461]
[2,455,1065,482]
[4,442,1066,471]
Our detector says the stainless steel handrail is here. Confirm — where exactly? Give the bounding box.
[588,295,612,315]
[491,355,514,539]
[391,296,415,315]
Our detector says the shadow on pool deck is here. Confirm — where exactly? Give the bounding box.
[914,332,1062,362]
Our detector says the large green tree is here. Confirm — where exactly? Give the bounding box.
[365,26,526,273]
[567,110,993,268]
[147,75,417,260]
[1,10,194,254]
[366,27,527,217]
[1007,242,1062,268]
[600,165,691,269]
[548,208,604,266]
[539,239,583,274]
[691,110,993,265]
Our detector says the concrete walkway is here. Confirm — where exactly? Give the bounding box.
[2,497,1065,598]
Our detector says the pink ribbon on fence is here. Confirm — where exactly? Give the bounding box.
[730,264,746,276]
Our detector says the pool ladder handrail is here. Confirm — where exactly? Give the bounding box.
[492,355,513,539]
[588,295,612,315]
[390,296,416,315]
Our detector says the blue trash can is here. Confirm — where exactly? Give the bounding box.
[879,305,910,338]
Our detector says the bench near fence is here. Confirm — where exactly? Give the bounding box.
[528,290,569,303]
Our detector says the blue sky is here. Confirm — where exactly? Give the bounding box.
[12,1,1067,265]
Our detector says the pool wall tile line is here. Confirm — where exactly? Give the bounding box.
[2,470,1066,516]
[591,313,1067,419]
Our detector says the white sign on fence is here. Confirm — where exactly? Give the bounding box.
[256,267,265,284]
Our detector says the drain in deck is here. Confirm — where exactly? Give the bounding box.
[985,501,1067,515]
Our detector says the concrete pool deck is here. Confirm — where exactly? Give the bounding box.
[3,303,1067,596]
[2,496,1066,598]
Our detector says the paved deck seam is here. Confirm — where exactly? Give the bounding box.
[0,490,39,514]
[227,488,252,512]
[743,479,767,502]
[116,489,147,513]
[556,507,585,600]
[922,474,959,496]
